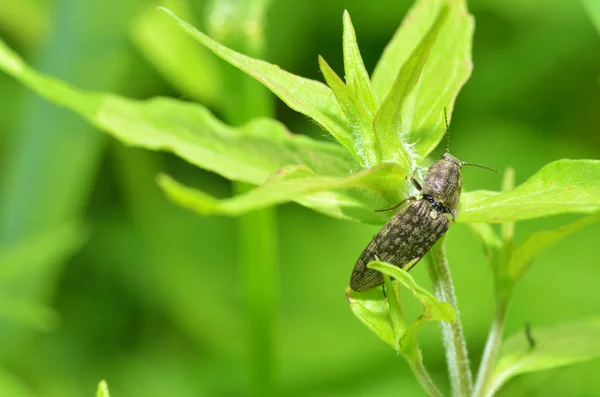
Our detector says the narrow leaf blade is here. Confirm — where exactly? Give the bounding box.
[318,56,376,165]
[506,214,600,282]
[372,0,473,160]
[459,160,600,223]
[158,162,407,222]
[342,10,378,114]
[373,4,449,168]
[318,56,363,161]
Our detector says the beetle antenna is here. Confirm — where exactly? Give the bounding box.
[444,107,450,153]
[461,162,500,173]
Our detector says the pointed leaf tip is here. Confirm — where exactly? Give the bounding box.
[372,0,474,161]
[159,8,355,157]
[96,380,110,397]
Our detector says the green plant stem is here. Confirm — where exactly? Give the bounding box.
[472,168,515,396]
[472,298,508,397]
[472,298,509,396]
[235,187,278,397]
[206,1,277,395]
[427,236,473,397]
[407,355,444,397]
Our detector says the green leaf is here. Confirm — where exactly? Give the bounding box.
[319,56,376,166]
[346,287,395,349]
[318,56,369,163]
[459,160,600,223]
[487,318,600,397]
[347,259,455,355]
[383,274,406,343]
[506,214,600,282]
[342,11,378,115]
[368,261,455,324]
[0,37,356,185]
[131,0,221,106]
[371,0,473,160]
[159,162,406,220]
[373,4,449,169]
[158,7,356,158]
[96,380,110,397]
[351,260,455,358]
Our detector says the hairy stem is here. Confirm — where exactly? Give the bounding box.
[472,295,509,397]
[426,236,473,397]
[408,354,444,397]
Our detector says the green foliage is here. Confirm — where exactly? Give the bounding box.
[0,0,599,396]
[158,162,405,220]
[2,8,598,227]
[371,0,473,160]
[373,4,448,169]
[347,260,454,359]
[505,213,600,283]
[487,318,600,396]
[158,7,354,159]
[460,160,600,223]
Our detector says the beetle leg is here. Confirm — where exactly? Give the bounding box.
[375,196,416,212]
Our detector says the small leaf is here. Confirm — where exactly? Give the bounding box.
[131,0,221,106]
[0,37,356,186]
[369,260,454,359]
[459,160,600,223]
[372,0,474,160]
[158,162,406,222]
[383,273,406,350]
[368,261,455,323]
[346,287,395,349]
[506,214,600,282]
[342,10,378,115]
[373,4,449,169]
[486,318,600,396]
[319,56,376,166]
[347,259,454,355]
[158,7,355,156]
[96,380,110,397]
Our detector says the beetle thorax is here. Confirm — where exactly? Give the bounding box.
[421,156,462,214]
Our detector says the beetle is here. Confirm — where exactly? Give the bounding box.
[349,112,497,292]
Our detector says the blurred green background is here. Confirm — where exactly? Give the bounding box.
[0,0,599,396]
